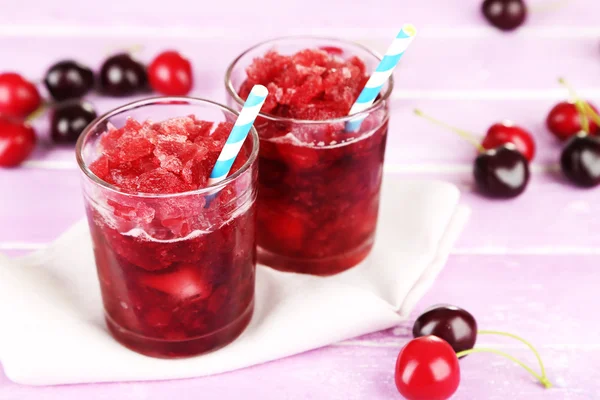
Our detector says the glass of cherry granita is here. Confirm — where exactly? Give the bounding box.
[76,97,258,358]
[225,37,392,276]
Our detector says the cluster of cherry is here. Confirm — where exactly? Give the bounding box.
[396,304,551,400]
[416,80,600,199]
[0,50,193,167]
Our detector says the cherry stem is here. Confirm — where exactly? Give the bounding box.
[414,109,485,152]
[575,101,590,134]
[25,104,46,123]
[478,330,547,378]
[530,0,571,13]
[456,330,552,389]
[558,78,600,130]
[104,44,144,56]
[455,348,552,389]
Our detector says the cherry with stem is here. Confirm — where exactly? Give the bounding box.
[412,304,551,387]
[556,78,600,188]
[400,305,553,400]
[482,0,527,31]
[547,78,600,140]
[414,109,530,198]
[558,78,600,130]
[414,109,484,151]
[482,0,570,32]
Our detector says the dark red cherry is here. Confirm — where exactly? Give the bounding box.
[474,144,530,198]
[482,122,535,161]
[547,101,599,141]
[413,304,477,354]
[560,132,600,188]
[99,53,147,97]
[482,0,527,31]
[395,336,461,400]
[0,118,36,167]
[44,60,95,101]
[50,100,97,144]
[0,72,42,119]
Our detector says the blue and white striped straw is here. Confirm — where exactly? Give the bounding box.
[208,84,268,185]
[345,24,417,132]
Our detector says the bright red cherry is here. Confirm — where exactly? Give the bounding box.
[0,73,42,119]
[395,336,460,400]
[147,51,193,96]
[482,122,536,161]
[547,101,599,141]
[0,118,36,167]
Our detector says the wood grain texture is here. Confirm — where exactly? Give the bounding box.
[1,0,599,398]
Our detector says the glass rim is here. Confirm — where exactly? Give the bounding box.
[224,35,394,125]
[75,96,259,199]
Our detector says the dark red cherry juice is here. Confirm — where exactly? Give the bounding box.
[79,109,257,358]
[231,46,390,275]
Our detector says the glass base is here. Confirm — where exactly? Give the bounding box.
[258,237,374,276]
[105,299,254,359]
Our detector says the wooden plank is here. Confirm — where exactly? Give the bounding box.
[21,98,592,167]
[0,36,599,92]
[355,254,600,347]
[0,342,595,399]
[1,1,599,398]
[2,254,596,398]
[2,168,599,251]
[0,0,595,33]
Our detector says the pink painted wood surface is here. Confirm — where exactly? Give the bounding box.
[0,0,596,30]
[3,170,600,252]
[1,255,598,399]
[1,0,600,398]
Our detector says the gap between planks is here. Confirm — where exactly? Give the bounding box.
[393,88,600,101]
[22,161,560,173]
[1,25,600,39]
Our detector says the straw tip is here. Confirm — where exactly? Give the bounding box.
[402,24,417,37]
[251,84,269,98]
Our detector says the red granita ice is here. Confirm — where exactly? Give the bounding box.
[83,115,256,358]
[232,45,389,276]
[239,49,369,121]
[90,117,248,194]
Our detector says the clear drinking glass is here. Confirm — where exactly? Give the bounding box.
[225,37,392,276]
[76,97,258,358]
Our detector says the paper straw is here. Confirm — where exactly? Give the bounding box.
[345,24,417,132]
[208,84,268,185]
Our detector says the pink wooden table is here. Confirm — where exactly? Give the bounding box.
[1,1,599,398]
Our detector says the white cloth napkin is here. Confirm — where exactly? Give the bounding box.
[0,178,469,386]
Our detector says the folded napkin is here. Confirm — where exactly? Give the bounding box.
[0,178,469,386]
